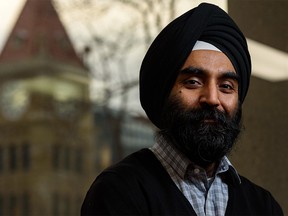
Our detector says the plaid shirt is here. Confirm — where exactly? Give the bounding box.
[151,140,241,216]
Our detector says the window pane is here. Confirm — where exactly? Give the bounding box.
[64,146,70,170]
[75,148,83,173]
[52,193,59,216]
[52,145,60,170]
[0,147,3,172]
[0,193,3,216]
[22,143,30,171]
[8,195,17,216]
[9,146,17,171]
[22,192,30,216]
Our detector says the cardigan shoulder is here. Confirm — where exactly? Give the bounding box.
[81,148,196,216]
[226,175,283,215]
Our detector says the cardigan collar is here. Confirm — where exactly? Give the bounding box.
[151,139,241,185]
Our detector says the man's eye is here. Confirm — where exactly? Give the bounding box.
[184,80,200,85]
[221,84,233,89]
[184,79,201,88]
[220,83,235,93]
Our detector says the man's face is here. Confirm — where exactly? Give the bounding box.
[170,50,239,117]
[160,50,242,166]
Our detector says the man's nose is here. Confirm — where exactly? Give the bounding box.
[199,84,220,107]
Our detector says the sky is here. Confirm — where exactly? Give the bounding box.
[0,0,26,51]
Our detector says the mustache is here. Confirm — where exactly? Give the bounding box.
[168,106,231,129]
[160,94,241,129]
[189,107,227,123]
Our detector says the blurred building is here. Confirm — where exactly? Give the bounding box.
[93,107,155,171]
[121,115,155,157]
[3,0,287,215]
[0,0,96,215]
[228,0,288,213]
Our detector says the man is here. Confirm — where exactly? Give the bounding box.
[82,3,283,215]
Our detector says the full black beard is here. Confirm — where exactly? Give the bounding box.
[158,96,242,167]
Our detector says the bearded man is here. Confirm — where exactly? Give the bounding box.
[82,3,283,215]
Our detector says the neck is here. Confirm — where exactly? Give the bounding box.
[202,162,218,177]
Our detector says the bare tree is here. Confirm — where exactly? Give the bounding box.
[116,0,176,47]
[84,21,140,162]
[54,0,181,162]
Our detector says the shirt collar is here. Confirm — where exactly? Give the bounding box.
[218,156,241,184]
[151,139,190,180]
[151,139,241,185]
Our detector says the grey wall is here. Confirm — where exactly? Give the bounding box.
[230,76,288,213]
[228,1,288,213]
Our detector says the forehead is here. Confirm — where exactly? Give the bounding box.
[181,50,236,74]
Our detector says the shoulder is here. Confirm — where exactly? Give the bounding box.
[81,149,179,215]
[101,148,160,180]
[227,175,283,215]
[238,175,276,199]
[92,148,159,188]
[81,149,158,215]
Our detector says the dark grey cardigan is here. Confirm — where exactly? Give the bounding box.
[82,149,283,216]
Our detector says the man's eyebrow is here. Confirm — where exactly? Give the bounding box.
[178,66,204,75]
[221,71,239,82]
[179,66,239,82]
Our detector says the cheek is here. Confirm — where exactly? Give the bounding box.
[221,95,239,115]
[173,89,199,108]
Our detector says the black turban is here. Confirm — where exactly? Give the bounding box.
[139,3,251,129]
